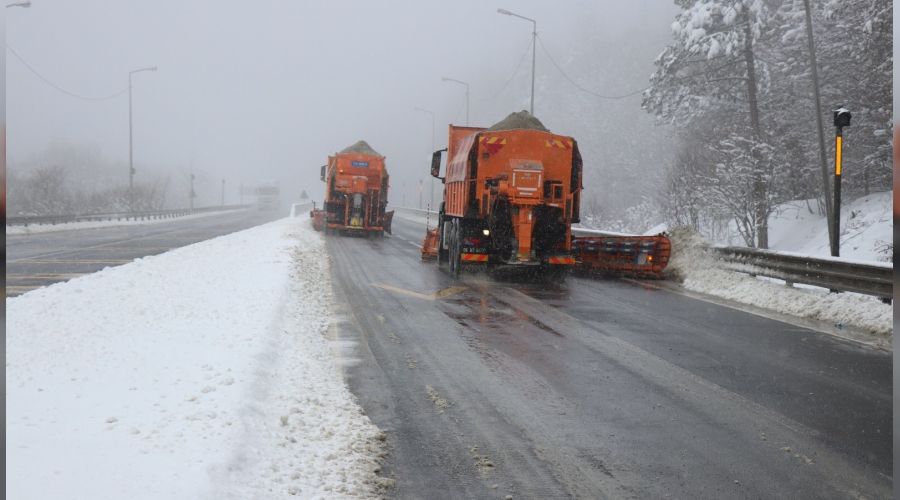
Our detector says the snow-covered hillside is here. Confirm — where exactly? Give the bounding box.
[766,191,892,263]
[6,217,384,499]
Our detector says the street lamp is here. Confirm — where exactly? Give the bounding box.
[128,66,157,212]
[413,106,436,214]
[441,77,470,126]
[6,1,31,8]
[498,7,536,115]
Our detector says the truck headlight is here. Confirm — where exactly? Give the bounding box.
[482,229,490,236]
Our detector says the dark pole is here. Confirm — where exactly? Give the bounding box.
[497,9,536,114]
[530,19,536,115]
[190,173,196,211]
[128,72,134,212]
[831,107,851,257]
[127,66,157,212]
[802,0,835,250]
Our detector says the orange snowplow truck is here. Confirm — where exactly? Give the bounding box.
[311,140,393,236]
[422,111,581,277]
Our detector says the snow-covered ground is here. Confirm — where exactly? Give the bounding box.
[6,217,385,499]
[6,208,249,236]
[766,191,892,263]
[666,228,892,338]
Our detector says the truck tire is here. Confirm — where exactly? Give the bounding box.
[449,219,461,278]
[437,215,449,265]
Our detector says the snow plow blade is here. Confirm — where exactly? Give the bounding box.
[421,227,439,260]
[572,234,671,278]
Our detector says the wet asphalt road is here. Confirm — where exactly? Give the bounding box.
[6,209,284,297]
[328,213,892,499]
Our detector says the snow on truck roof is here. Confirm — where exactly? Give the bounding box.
[339,140,382,157]
[487,110,549,132]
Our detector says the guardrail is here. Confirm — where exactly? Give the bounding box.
[393,206,436,215]
[289,201,314,217]
[7,204,252,227]
[715,246,893,300]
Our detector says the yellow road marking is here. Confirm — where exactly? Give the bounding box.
[434,286,468,299]
[371,283,467,301]
[6,285,43,295]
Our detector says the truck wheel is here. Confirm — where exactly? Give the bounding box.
[437,217,449,266]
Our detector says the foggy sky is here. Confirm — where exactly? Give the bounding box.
[7,0,676,208]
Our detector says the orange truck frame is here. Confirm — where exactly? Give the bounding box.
[422,115,582,277]
[311,141,392,236]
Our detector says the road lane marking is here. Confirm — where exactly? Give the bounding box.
[371,283,467,301]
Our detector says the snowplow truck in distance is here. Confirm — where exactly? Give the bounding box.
[311,140,392,236]
[422,111,581,277]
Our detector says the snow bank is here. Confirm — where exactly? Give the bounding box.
[6,208,250,236]
[665,228,892,337]
[7,217,384,499]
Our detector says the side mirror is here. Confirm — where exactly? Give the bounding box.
[319,164,326,182]
[431,149,447,179]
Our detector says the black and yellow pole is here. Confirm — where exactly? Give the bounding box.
[831,107,851,257]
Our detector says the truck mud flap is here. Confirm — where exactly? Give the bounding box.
[310,209,326,231]
[383,210,394,235]
[421,228,439,260]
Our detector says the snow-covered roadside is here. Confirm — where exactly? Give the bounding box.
[665,229,892,337]
[6,207,250,236]
[766,191,892,262]
[6,217,384,499]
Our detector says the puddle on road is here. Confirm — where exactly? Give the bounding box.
[439,287,565,338]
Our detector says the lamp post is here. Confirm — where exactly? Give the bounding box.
[128,66,157,212]
[413,106,436,212]
[189,172,196,211]
[498,8,536,115]
[441,77,470,126]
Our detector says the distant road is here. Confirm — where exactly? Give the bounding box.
[6,209,284,297]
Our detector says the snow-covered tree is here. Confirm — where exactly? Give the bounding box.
[645,0,774,247]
